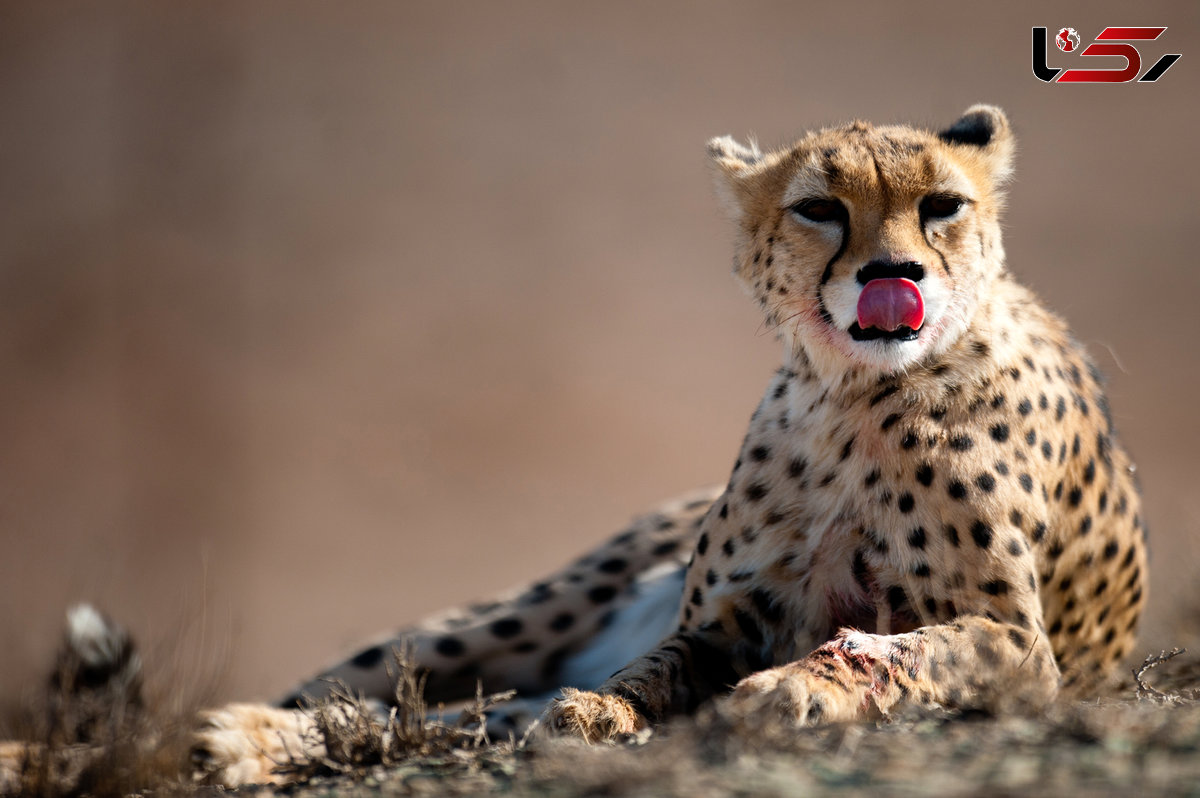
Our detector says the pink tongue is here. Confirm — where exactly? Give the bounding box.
[856,278,925,332]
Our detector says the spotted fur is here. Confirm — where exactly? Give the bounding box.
[188,106,1145,782]
[546,104,1145,739]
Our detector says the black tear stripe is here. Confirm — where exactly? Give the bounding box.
[816,217,852,325]
[931,245,950,276]
[818,217,851,286]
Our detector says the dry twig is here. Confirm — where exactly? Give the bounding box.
[1133,647,1192,704]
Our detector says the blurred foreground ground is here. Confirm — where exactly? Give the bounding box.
[1,1,1198,713]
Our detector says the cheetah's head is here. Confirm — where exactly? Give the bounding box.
[709,105,1014,379]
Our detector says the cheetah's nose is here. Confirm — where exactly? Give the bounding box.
[857,278,925,333]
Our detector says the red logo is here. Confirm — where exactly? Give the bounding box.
[1056,28,1080,52]
[1033,26,1181,83]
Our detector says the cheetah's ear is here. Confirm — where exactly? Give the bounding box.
[707,135,765,223]
[938,104,1015,182]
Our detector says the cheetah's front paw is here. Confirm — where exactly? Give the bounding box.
[723,665,866,729]
[544,688,648,743]
[190,703,323,787]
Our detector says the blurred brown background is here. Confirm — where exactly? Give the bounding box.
[1,1,1197,707]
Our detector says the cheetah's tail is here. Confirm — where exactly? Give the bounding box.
[48,604,145,745]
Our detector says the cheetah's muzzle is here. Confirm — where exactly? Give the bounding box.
[852,276,925,341]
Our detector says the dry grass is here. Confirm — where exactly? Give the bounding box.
[271,644,527,782]
[7,613,1200,796]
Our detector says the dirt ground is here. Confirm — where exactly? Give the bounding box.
[1,1,1199,792]
[257,699,1200,798]
[203,647,1200,798]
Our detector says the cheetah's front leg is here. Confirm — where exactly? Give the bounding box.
[723,616,1059,728]
[546,629,737,741]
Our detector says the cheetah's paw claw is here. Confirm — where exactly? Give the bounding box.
[544,688,648,743]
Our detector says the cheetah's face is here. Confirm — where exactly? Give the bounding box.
[710,106,1014,377]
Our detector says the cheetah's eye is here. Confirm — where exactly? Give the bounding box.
[792,198,847,224]
[919,194,965,220]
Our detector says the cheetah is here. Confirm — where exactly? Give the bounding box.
[9,106,1148,788]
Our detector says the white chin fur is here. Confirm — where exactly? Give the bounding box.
[818,275,957,372]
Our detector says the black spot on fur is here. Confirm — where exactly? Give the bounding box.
[949,435,974,451]
[745,483,768,501]
[881,413,902,431]
[1018,473,1033,493]
[750,445,771,462]
[871,385,900,406]
[350,646,385,668]
[435,637,466,657]
[990,423,1010,443]
[908,526,927,550]
[751,589,785,623]
[948,480,968,500]
[898,493,915,513]
[916,463,934,486]
[550,613,575,632]
[975,472,996,493]
[980,579,1010,596]
[852,549,871,592]
[971,521,993,549]
[697,533,709,555]
[541,646,570,682]
[901,431,919,449]
[587,585,618,604]
[598,558,628,574]
[789,458,808,478]
[653,541,681,558]
[733,609,764,646]
[491,618,523,639]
